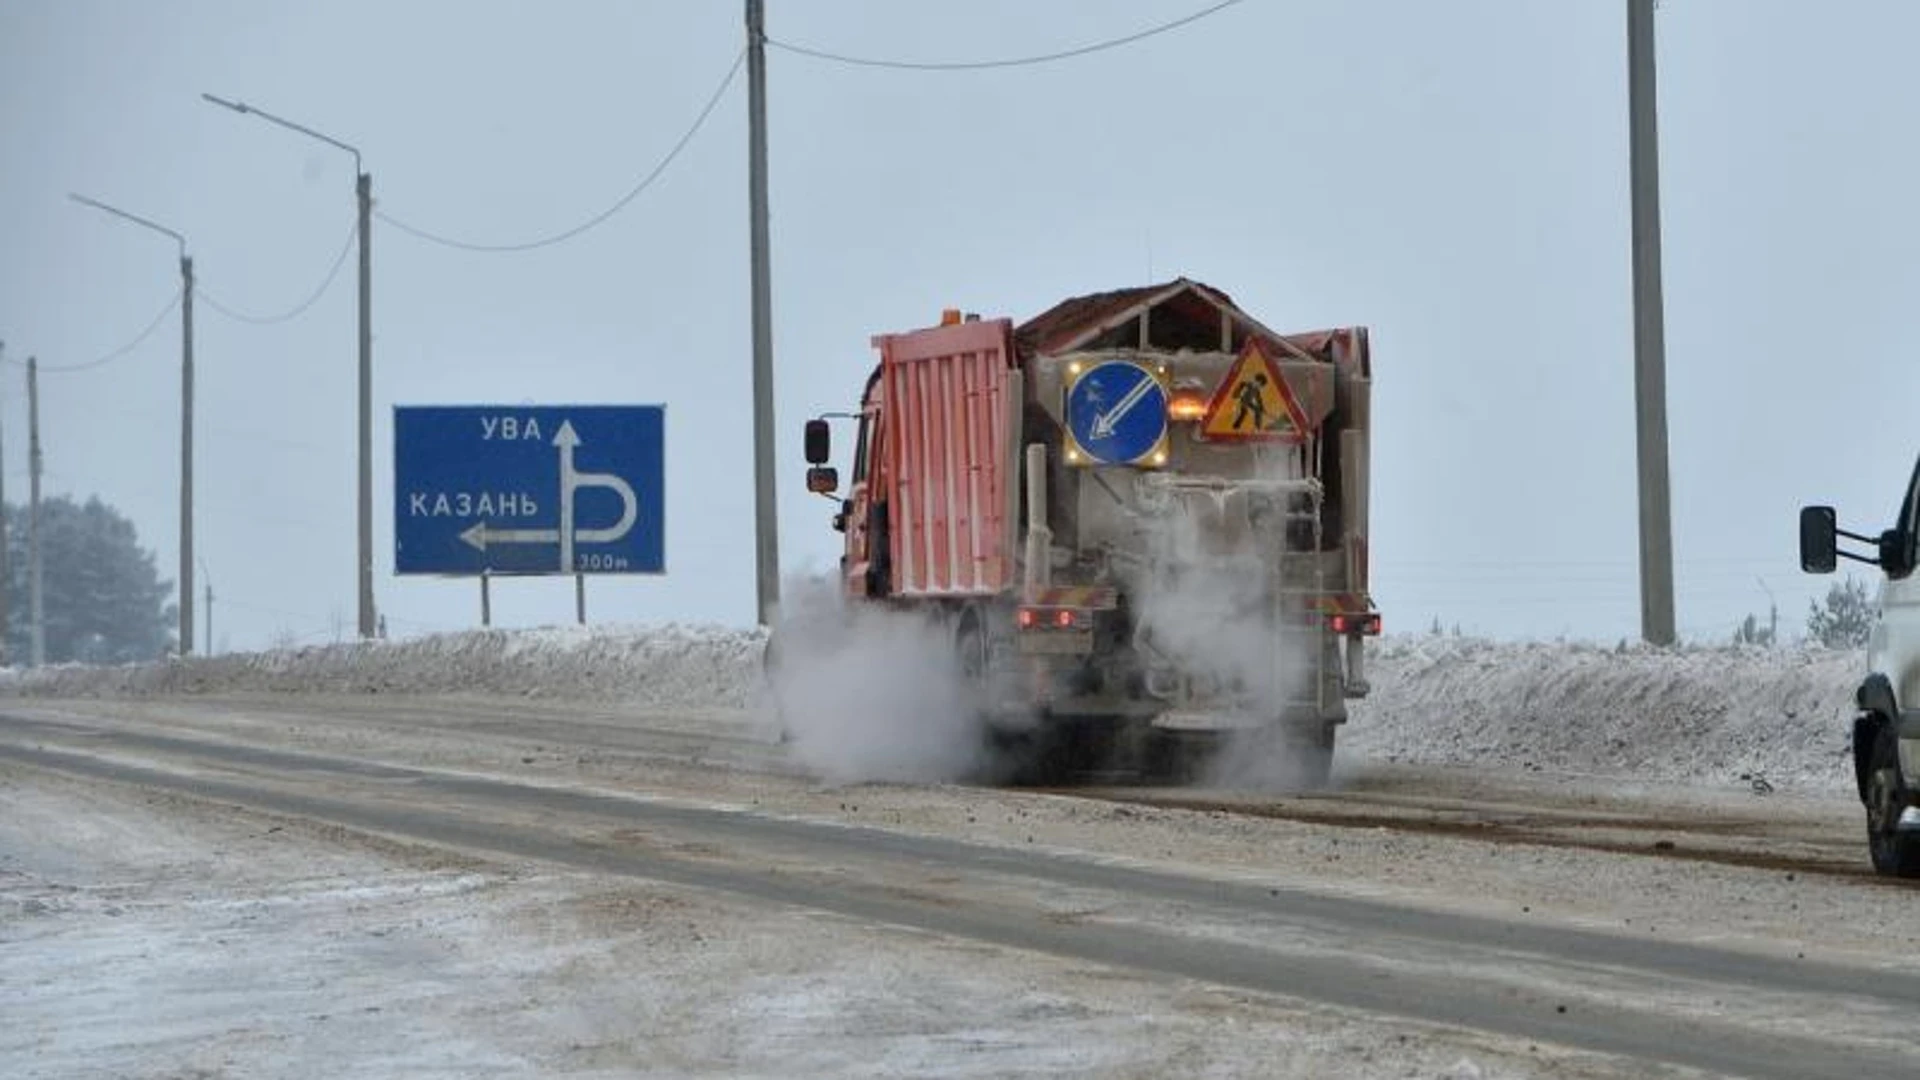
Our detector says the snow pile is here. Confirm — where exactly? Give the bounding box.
[0,624,767,710]
[1345,636,1864,792]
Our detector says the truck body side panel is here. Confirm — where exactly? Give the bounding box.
[873,319,1017,599]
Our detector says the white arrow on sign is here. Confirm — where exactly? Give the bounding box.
[1090,372,1158,440]
[458,522,559,551]
[458,419,639,571]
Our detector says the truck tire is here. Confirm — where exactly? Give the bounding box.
[1864,725,1920,878]
[1292,723,1336,792]
[1144,724,1334,789]
[958,614,1025,782]
[1144,731,1219,785]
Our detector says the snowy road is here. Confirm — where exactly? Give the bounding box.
[4,697,1919,1078]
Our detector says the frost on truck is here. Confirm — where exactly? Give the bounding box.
[780,279,1379,787]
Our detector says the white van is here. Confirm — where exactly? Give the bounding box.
[1800,458,1920,877]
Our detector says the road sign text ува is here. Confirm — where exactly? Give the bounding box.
[394,405,664,576]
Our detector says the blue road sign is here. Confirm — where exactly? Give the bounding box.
[394,405,664,576]
[1065,359,1168,466]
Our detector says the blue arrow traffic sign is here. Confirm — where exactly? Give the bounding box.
[1065,359,1168,466]
[394,405,664,576]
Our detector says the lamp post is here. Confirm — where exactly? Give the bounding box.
[202,93,375,641]
[69,194,195,656]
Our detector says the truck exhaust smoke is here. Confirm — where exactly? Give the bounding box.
[1125,469,1339,791]
[761,574,987,785]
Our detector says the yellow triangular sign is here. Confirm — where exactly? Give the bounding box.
[1199,340,1310,443]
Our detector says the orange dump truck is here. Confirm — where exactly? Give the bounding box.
[791,278,1377,784]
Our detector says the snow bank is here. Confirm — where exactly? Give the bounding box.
[1345,636,1863,792]
[0,623,1869,792]
[0,624,766,710]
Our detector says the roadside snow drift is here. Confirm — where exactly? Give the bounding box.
[0,625,1866,793]
[0,625,764,710]
[1344,636,1860,792]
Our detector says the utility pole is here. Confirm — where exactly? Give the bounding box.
[1627,0,1675,646]
[356,170,375,641]
[198,556,213,656]
[0,340,9,668]
[28,356,43,668]
[180,252,195,656]
[746,0,780,625]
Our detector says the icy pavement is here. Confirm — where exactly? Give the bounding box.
[2,763,1660,1080]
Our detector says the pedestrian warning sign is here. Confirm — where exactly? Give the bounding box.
[1199,339,1311,443]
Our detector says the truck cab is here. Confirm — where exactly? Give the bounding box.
[1799,451,1920,876]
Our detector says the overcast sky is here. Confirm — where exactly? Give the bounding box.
[3,0,1918,652]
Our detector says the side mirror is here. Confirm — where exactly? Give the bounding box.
[806,466,839,495]
[1799,505,1837,574]
[1880,528,1914,579]
[804,419,831,465]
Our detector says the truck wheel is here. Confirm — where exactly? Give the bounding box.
[1292,724,1336,792]
[1864,726,1920,878]
[1145,731,1219,785]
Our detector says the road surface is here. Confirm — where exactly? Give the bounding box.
[3,695,1915,1078]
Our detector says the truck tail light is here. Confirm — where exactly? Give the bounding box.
[1017,607,1090,630]
[1329,612,1382,636]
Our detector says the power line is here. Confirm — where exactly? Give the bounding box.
[197,218,357,325]
[767,0,1247,71]
[10,288,184,374]
[375,48,746,254]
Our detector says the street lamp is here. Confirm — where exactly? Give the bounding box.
[202,92,376,641]
[68,193,196,657]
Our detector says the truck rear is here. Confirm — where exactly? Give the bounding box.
[793,278,1377,785]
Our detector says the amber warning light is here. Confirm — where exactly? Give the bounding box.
[1168,391,1208,421]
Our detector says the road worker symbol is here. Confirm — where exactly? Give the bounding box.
[1199,339,1311,443]
[1232,373,1270,431]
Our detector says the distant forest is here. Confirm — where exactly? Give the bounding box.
[1,495,174,665]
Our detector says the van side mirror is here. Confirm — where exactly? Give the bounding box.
[806,466,839,495]
[1880,528,1915,579]
[804,419,831,465]
[1799,505,1837,574]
